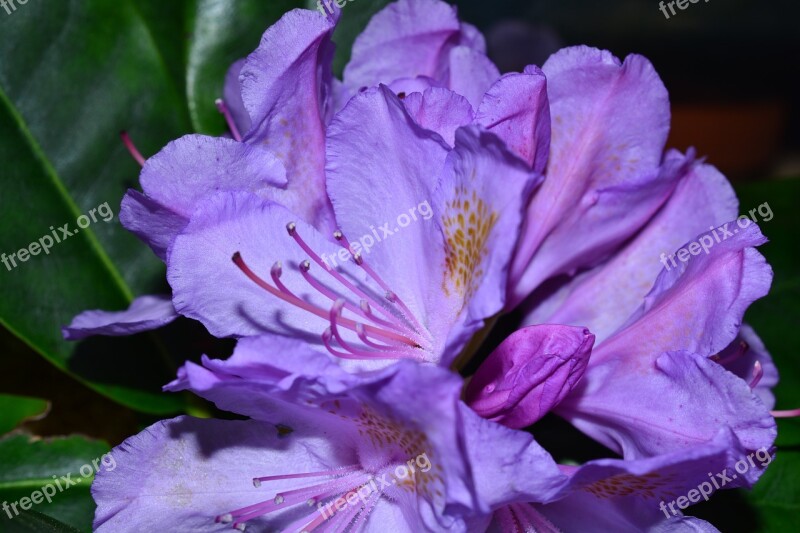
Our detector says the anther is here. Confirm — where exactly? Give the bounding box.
[772,409,800,418]
[215,98,243,142]
[749,361,763,389]
[300,260,311,272]
[287,222,297,236]
[333,230,344,241]
[253,479,261,488]
[216,514,233,524]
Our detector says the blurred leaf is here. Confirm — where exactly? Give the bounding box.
[186,0,306,134]
[737,178,800,532]
[0,395,49,436]
[1,510,81,533]
[0,434,110,532]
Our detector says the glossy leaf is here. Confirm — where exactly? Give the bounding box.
[0,0,294,415]
[0,434,110,532]
[0,395,49,436]
[2,510,81,533]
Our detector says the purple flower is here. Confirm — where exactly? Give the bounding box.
[165,85,540,367]
[68,0,551,346]
[92,343,567,531]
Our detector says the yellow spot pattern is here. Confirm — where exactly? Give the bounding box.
[442,187,498,302]
[582,472,677,500]
[355,407,442,498]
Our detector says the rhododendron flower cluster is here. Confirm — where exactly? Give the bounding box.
[65,1,795,531]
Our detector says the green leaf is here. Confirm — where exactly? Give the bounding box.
[0,434,110,532]
[185,0,306,134]
[0,0,300,415]
[0,0,195,414]
[0,395,49,436]
[1,510,81,533]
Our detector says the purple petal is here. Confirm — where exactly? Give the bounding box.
[93,416,348,532]
[119,190,187,261]
[120,134,286,258]
[460,404,567,510]
[434,125,543,336]
[140,135,286,221]
[326,87,453,353]
[343,0,498,106]
[62,295,177,340]
[599,223,771,362]
[446,45,500,109]
[508,46,672,307]
[560,349,776,462]
[466,325,594,428]
[475,67,550,172]
[167,192,362,343]
[554,225,775,458]
[533,428,750,532]
[168,353,499,527]
[526,153,738,343]
[343,0,461,92]
[402,87,474,147]
[240,9,337,230]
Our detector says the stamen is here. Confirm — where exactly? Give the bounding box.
[298,262,372,323]
[119,131,145,166]
[335,231,429,340]
[286,224,421,339]
[270,261,295,296]
[772,409,800,418]
[229,471,370,527]
[359,300,406,333]
[328,300,421,361]
[356,323,399,350]
[749,361,763,389]
[215,98,243,142]
[714,340,749,366]
[233,252,416,346]
[322,329,364,360]
[252,465,360,485]
[349,489,383,533]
